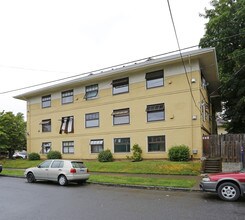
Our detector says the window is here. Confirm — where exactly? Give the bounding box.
[85,84,98,100]
[59,116,74,134]
[62,90,73,104]
[112,77,129,95]
[85,112,99,128]
[62,141,74,154]
[201,100,209,122]
[145,70,164,89]
[41,119,51,132]
[148,135,165,152]
[71,161,86,168]
[51,161,64,168]
[201,76,208,89]
[39,160,52,168]
[90,139,104,153]
[146,103,165,122]
[41,142,51,154]
[42,95,51,108]
[114,138,130,153]
[112,108,130,125]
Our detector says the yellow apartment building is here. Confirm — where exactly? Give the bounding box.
[15,48,220,160]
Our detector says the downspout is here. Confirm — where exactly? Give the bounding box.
[189,55,194,158]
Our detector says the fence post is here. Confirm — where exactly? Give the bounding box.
[241,145,244,169]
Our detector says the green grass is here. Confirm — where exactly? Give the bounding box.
[0,170,196,188]
[89,175,196,188]
[0,159,201,175]
[1,169,24,177]
[85,160,201,175]
[0,159,42,169]
[1,159,200,188]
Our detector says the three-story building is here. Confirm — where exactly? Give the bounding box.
[15,48,220,160]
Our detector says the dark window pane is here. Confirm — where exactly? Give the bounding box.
[114,138,130,152]
[148,136,165,152]
[146,70,164,89]
[112,77,129,95]
[62,90,73,104]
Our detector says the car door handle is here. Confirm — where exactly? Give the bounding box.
[58,169,62,171]
[45,169,48,171]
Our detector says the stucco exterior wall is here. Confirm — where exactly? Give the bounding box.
[24,58,214,160]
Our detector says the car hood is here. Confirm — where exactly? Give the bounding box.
[208,171,245,181]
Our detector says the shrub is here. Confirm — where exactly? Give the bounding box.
[47,150,62,159]
[98,149,113,162]
[168,145,190,161]
[127,144,143,162]
[28,152,40,160]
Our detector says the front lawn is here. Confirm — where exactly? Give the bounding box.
[0,170,196,188]
[89,175,196,188]
[1,159,200,188]
[1,159,201,175]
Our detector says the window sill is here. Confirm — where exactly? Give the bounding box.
[146,85,164,89]
[85,96,99,101]
[147,151,166,153]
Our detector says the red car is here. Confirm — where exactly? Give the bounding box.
[200,169,245,201]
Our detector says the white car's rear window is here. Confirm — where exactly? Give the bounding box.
[71,162,86,168]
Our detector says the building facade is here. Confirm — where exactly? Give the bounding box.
[15,48,220,160]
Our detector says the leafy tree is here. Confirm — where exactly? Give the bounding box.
[199,0,245,133]
[0,111,26,157]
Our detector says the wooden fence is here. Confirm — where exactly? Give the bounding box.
[203,134,245,164]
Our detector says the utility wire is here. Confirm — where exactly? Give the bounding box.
[1,32,244,96]
[166,0,201,112]
[0,45,199,95]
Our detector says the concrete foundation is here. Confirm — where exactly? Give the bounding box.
[222,162,242,172]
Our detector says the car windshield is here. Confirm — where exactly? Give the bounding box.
[71,161,85,168]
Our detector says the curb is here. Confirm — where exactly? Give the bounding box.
[88,181,201,192]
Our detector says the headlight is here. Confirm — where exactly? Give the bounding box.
[202,177,211,182]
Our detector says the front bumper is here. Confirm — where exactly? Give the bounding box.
[200,181,217,192]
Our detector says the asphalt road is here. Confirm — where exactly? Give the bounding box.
[1,176,245,220]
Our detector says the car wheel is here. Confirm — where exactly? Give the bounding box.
[58,175,68,186]
[217,182,240,201]
[27,172,36,183]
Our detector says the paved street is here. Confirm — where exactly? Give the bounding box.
[0,176,245,220]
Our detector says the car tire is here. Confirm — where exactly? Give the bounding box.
[217,182,240,201]
[58,175,68,186]
[27,172,36,183]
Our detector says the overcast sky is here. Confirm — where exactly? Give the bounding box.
[0,0,211,117]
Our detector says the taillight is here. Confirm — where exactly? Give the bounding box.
[70,168,76,174]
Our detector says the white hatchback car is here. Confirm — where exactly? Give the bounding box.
[24,159,90,186]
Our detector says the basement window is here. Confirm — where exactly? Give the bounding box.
[90,139,104,153]
[41,142,51,154]
[148,135,165,152]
